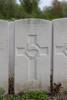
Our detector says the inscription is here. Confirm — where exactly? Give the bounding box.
[16,47,25,56]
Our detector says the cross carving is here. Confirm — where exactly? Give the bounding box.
[56,43,67,56]
[16,34,48,80]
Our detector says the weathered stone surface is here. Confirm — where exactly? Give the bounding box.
[15,19,52,93]
[0,20,9,92]
[53,18,67,90]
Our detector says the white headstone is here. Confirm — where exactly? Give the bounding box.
[15,19,52,93]
[0,20,9,92]
[53,18,67,90]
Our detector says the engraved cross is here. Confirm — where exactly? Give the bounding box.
[16,34,48,80]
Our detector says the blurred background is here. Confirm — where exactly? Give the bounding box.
[0,0,67,20]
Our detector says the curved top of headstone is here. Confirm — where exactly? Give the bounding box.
[53,18,67,22]
[15,18,51,23]
[52,18,67,33]
[0,19,8,23]
[52,18,67,28]
[0,20,8,27]
[52,18,67,45]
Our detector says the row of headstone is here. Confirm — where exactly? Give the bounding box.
[0,18,67,93]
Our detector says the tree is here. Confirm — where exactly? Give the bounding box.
[0,0,16,19]
[43,7,53,20]
[6,0,16,18]
[20,0,33,14]
[62,1,67,17]
[52,0,63,18]
[0,0,6,18]
[20,0,40,15]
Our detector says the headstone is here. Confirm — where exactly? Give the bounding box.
[0,20,9,92]
[53,18,67,90]
[15,19,52,93]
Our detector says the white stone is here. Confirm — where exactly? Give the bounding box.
[53,18,67,90]
[15,19,52,93]
[9,22,15,78]
[0,20,9,92]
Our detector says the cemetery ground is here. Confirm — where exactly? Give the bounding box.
[1,89,67,100]
[0,88,49,100]
[0,82,67,100]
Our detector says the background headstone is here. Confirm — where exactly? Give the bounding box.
[0,20,9,92]
[15,19,52,93]
[53,18,67,90]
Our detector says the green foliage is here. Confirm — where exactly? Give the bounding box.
[0,0,67,20]
[8,77,14,94]
[0,88,48,100]
[20,0,33,14]
[23,90,48,100]
[62,2,67,17]
[5,95,22,100]
[6,95,15,100]
[0,88,5,100]
[43,7,53,20]
[0,0,16,20]
[16,96,23,100]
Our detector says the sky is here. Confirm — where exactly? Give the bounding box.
[39,0,53,10]
[17,0,67,10]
